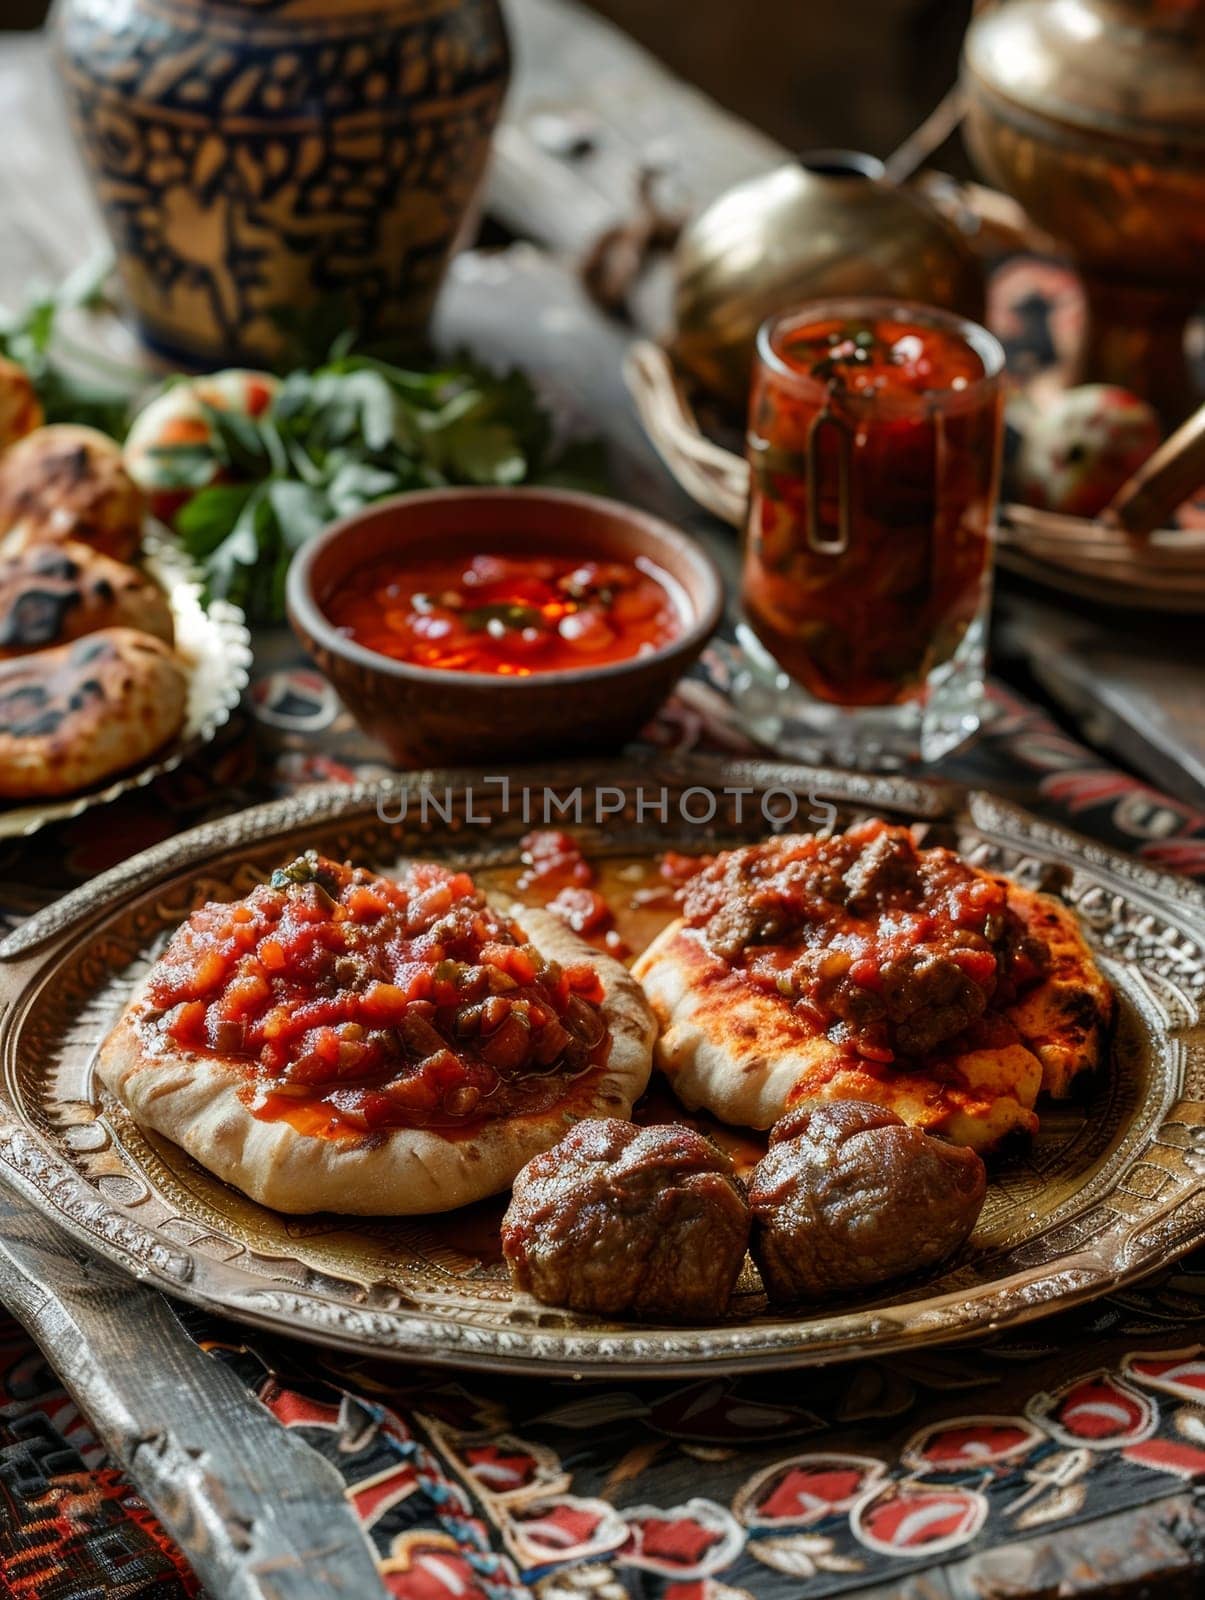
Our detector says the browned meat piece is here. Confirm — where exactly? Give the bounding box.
[879,945,990,1055]
[501,1118,750,1321]
[695,874,799,960]
[681,844,824,957]
[748,1100,986,1303]
[840,826,919,911]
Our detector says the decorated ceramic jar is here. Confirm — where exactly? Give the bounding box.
[53,0,510,368]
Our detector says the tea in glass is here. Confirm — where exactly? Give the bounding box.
[735,299,1005,765]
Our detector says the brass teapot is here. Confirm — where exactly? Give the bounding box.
[962,0,1205,424]
[672,151,984,408]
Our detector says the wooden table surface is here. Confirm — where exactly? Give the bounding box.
[1,4,1204,1598]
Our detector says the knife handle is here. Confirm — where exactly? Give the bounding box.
[0,1194,386,1600]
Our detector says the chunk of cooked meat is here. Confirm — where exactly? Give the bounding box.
[678,822,1042,1063]
[878,945,990,1055]
[840,825,920,912]
[501,1118,750,1321]
[748,1100,986,1303]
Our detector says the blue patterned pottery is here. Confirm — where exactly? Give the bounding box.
[53,0,510,368]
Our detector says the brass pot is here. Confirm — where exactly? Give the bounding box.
[962,0,1205,424]
[672,150,984,408]
[53,0,510,369]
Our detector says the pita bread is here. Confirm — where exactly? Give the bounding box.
[0,424,144,562]
[998,881,1115,1097]
[0,627,186,798]
[633,919,1043,1150]
[0,541,172,658]
[632,825,1112,1153]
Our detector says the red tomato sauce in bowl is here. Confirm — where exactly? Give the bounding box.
[322,549,686,676]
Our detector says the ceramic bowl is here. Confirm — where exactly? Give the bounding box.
[286,487,724,766]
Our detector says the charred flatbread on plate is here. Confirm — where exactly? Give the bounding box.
[0,424,145,562]
[0,541,173,657]
[97,855,657,1215]
[0,627,187,798]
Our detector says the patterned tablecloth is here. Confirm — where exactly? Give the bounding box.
[2,626,1205,1600]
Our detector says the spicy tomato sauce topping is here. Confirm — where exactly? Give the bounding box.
[518,830,629,957]
[680,820,1047,1063]
[145,853,608,1134]
[323,550,683,677]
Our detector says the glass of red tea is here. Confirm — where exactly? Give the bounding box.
[734,298,1005,766]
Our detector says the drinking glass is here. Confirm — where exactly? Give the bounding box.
[733,298,1005,767]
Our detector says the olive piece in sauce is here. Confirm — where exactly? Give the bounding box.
[748,1100,986,1303]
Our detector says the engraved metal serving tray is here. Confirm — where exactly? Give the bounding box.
[0,526,252,840]
[0,758,1202,1377]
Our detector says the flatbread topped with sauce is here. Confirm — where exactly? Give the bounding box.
[633,821,1113,1152]
[97,853,657,1214]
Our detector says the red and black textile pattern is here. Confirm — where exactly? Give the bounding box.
[0,1326,199,1599]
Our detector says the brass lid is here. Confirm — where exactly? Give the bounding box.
[964,0,1205,152]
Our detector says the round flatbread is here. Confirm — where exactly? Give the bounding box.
[0,424,145,562]
[96,869,657,1216]
[0,541,173,658]
[0,627,187,798]
[633,823,1112,1153]
[996,881,1114,1098]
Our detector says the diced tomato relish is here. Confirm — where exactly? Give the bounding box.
[681,820,1048,1064]
[146,853,609,1135]
[545,886,612,937]
[544,884,633,963]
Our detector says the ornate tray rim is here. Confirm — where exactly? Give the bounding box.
[1,757,1202,1378]
[0,525,252,841]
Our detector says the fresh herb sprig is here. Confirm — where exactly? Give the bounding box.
[0,253,137,439]
[155,352,607,624]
